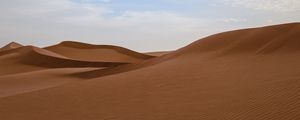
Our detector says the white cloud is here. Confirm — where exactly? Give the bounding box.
[110,11,209,33]
[225,0,300,12]
[79,0,111,3]
[0,0,112,23]
[223,18,247,23]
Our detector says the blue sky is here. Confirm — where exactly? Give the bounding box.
[0,0,299,51]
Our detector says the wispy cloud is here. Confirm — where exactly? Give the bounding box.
[223,18,247,23]
[224,0,300,12]
[0,0,220,51]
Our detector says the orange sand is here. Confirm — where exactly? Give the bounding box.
[0,23,299,120]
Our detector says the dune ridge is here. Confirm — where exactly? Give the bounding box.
[45,41,155,63]
[176,23,300,55]
[0,23,300,120]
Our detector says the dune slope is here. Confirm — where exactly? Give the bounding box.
[0,68,97,98]
[45,41,154,63]
[0,23,300,120]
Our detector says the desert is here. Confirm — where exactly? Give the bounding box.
[0,23,300,120]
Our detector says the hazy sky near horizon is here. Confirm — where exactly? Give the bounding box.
[0,0,299,52]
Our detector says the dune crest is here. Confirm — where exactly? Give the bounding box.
[176,23,300,55]
[45,41,154,63]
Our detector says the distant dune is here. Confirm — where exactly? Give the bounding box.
[0,46,126,75]
[0,23,300,120]
[45,41,154,63]
[0,42,23,51]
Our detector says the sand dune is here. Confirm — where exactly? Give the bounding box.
[0,46,126,75]
[176,23,300,55]
[0,42,23,51]
[0,23,300,120]
[45,41,154,63]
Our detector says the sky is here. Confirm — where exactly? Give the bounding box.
[0,0,299,52]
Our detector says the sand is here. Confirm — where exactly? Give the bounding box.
[0,68,98,98]
[0,23,299,120]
